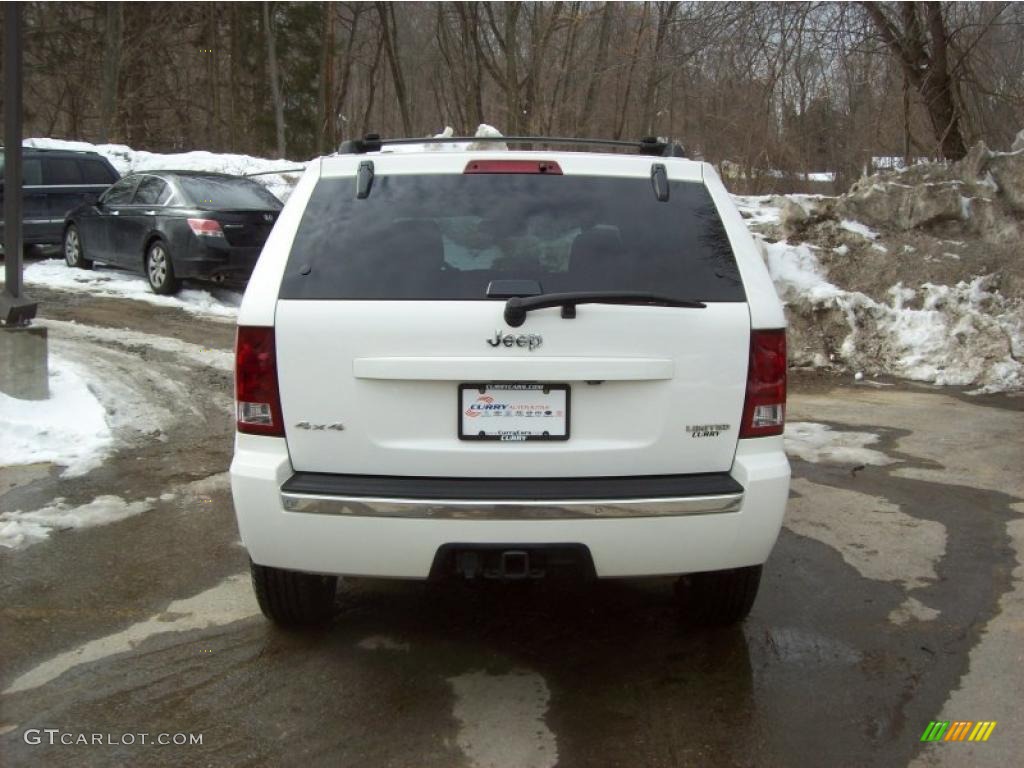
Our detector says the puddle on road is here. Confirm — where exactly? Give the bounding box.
[449,669,557,768]
[3,573,257,695]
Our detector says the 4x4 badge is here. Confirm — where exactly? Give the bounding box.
[487,331,543,351]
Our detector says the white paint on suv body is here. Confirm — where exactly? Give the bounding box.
[232,148,791,579]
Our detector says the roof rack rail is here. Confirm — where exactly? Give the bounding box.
[337,134,685,158]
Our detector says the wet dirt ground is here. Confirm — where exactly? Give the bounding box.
[1,285,1022,767]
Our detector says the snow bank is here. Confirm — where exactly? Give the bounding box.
[734,195,782,226]
[0,357,112,477]
[762,236,1024,392]
[24,259,240,318]
[0,495,154,550]
[23,138,305,201]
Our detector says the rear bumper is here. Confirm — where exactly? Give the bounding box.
[175,240,262,281]
[230,435,790,579]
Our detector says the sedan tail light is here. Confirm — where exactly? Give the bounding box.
[187,218,225,238]
[235,326,284,437]
[739,329,786,438]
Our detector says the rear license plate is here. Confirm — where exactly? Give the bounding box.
[459,383,570,441]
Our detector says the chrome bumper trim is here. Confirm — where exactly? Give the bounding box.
[279,491,744,520]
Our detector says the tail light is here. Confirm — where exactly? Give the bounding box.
[739,329,786,438]
[187,218,225,238]
[235,326,284,436]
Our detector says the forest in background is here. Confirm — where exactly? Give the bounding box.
[2,2,1022,191]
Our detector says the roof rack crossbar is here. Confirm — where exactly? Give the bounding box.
[337,134,685,158]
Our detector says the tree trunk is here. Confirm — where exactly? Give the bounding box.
[376,2,412,135]
[264,2,286,158]
[333,6,361,144]
[229,4,240,151]
[861,2,967,159]
[98,2,123,143]
[577,2,613,134]
[613,3,650,140]
[318,2,334,154]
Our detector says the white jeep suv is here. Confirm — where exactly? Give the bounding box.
[230,136,790,626]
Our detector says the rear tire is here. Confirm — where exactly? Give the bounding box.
[63,225,93,269]
[145,240,180,295]
[250,560,338,626]
[675,565,762,626]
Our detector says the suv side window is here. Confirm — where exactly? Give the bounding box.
[81,159,117,184]
[42,157,83,185]
[103,177,138,205]
[23,159,43,185]
[133,176,170,206]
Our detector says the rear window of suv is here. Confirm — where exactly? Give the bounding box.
[280,174,745,302]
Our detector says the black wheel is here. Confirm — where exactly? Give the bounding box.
[145,239,180,295]
[250,560,338,626]
[675,565,762,626]
[63,225,93,269]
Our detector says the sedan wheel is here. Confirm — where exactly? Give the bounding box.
[63,225,93,270]
[145,241,181,295]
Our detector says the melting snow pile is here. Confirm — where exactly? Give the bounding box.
[0,357,113,477]
[783,422,895,466]
[739,135,1024,393]
[23,137,305,201]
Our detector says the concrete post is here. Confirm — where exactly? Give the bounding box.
[0,326,49,399]
[1,2,48,400]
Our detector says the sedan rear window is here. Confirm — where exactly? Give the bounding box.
[280,174,745,302]
[175,175,282,210]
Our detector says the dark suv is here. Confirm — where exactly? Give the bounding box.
[0,148,120,249]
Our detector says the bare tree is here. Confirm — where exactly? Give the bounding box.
[861,2,967,159]
[98,2,123,143]
[264,2,286,157]
[376,2,412,134]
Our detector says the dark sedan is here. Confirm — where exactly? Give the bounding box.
[62,171,283,294]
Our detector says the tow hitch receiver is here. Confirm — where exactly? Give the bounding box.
[454,549,539,580]
[499,550,530,579]
[437,544,597,581]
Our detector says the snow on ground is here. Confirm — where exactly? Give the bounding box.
[40,318,233,371]
[24,259,240,318]
[0,357,112,478]
[0,495,155,550]
[784,422,895,466]
[23,138,305,201]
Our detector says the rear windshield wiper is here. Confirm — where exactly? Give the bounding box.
[503,291,706,327]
